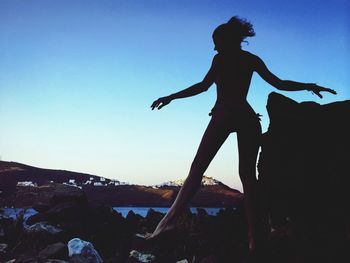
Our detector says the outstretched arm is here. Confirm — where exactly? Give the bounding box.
[151,56,218,110]
[253,56,336,98]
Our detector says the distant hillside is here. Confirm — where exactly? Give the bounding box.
[0,161,243,207]
[0,161,126,192]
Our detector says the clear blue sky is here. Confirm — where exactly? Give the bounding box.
[0,0,349,191]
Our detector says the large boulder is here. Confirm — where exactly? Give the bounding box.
[258,92,350,262]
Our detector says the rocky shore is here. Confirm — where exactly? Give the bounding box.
[2,181,345,263]
[0,183,252,263]
[1,92,350,263]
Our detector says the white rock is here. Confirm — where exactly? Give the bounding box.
[129,250,156,262]
[68,238,103,263]
[0,243,8,253]
[176,260,189,263]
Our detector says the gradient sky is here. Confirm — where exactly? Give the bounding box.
[0,0,349,191]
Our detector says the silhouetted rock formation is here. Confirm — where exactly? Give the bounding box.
[258,92,350,263]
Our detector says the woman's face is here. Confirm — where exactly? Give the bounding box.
[213,33,240,53]
[213,35,225,53]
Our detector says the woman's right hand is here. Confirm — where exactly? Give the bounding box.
[151,96,172,110]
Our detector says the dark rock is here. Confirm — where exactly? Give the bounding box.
[196,208,208,217]
[0,227,4,238]
[27,201,87,225]
[81,206,132,261]
[38,242,68,260]
[42,260,69,263]
[69,254,95,263]
[9,257,38,263]
[199,255,218,263]
[0,218,9,241]
[19,221,65,252]
[144,209,164,232]
[126,210,144,233]
[0,216,22,247]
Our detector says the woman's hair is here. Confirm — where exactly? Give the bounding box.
[213,16,255,46]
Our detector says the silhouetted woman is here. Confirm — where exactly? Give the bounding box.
[148,16,335,251]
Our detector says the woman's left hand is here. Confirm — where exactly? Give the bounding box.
[307,84,337,98]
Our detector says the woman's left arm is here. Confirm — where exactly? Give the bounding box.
[253,55,336,98]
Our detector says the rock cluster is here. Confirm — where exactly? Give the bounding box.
[0,182,248,263]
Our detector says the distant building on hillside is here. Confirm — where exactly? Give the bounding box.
[17,181,37,187]
[93,182,105,187]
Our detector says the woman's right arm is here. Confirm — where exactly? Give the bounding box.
[151,55,218,110]
[253,55,336,98]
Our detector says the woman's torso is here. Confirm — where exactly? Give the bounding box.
[212,50,255,113]
[210,50,261,132]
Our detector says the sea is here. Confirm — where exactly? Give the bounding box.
[112,207,232,217]
[0,207,234,220]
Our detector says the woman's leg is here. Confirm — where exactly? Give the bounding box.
[236,120,262,251]
[147,113,232,239]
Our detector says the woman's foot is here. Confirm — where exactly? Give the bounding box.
[144,215,177,240]
[144,222,176,240]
